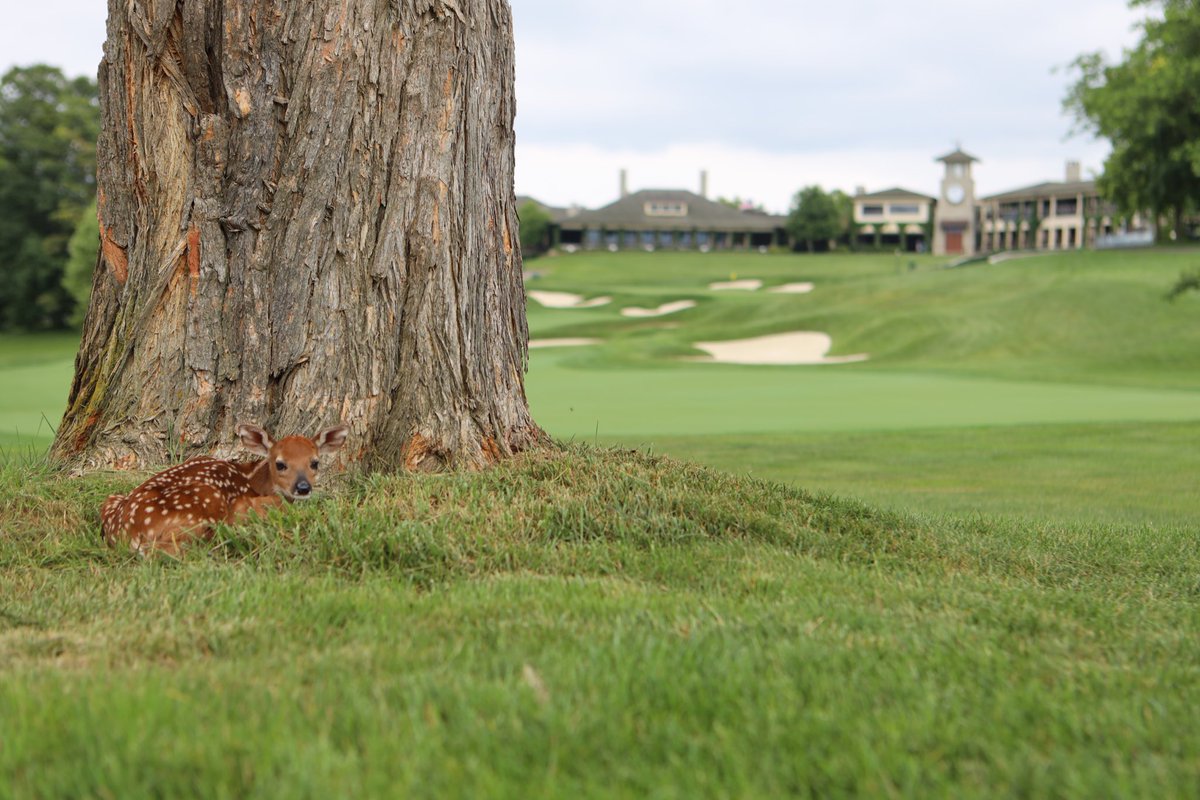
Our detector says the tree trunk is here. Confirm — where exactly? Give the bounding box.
[52,0,545,472]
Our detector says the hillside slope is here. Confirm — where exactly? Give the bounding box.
[2,445,1198,797]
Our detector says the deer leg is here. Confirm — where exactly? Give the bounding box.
[229,494,284,523]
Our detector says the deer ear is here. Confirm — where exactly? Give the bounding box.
[315,424,349,455]
[237,423,274,455]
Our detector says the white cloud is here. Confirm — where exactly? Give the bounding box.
[3,0,1146,214]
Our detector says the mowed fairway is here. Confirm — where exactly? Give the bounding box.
[524,248,1200,526]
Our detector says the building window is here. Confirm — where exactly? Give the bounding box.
[645,201,688,217]
[861,204,884,217]
[585,229,602,248]
[889,204,920,215]
[640,231,655,248]
[658,231,674,248]
[1055,198,1078,216]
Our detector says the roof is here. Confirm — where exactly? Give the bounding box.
[981,179,1098,203]
[558,189,785,231]
[856,187,935,202]
[936,148,981,164]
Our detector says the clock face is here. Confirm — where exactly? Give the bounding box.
[946,184,966,205]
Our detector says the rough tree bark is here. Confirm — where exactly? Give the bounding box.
[51,0,545,472]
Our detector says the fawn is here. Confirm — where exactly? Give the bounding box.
[101,423,349,555]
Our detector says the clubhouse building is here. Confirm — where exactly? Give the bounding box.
[852,187,935,252]
[978,161,1121,252]
[858,150,1132,256]
[527,150,1143,256]
[545,171,788,252]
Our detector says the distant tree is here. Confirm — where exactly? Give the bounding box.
[1168,270,1199,300]
[786,186,842,253]
[828,189,855,248]
[0,65,99,330]
[716,196,766,213]
[518,200,553,257]
[63,199,99,327]
[1065,0,1200,241]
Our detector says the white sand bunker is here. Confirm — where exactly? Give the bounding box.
[528,291,612,309]
[768,282,815,294]
[693,332,868,365]
[528,338,601,349]
[709,279,763,291]
[621,300,697,318]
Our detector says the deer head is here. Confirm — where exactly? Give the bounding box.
[237,423,349,500]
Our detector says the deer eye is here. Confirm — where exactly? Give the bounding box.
[311,460,320,471]
[276,460,287,472]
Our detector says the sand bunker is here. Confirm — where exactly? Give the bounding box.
[528,338,601,349]
[768,282,815,294]
[693,332,868,365]
[709,279,763,291]
[620,300,697,318]
[528,291,612,309]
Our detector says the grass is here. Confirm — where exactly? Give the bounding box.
[520,248,1200,527]
[3,446,1200,797]
[621,421,1200,528]
[525,248,1200,387]
[0,333,76,457]
[3,249,1200,794]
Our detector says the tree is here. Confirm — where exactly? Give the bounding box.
[51,0,544,473]
[717,196,765,213]
[828,189,855,249]
[1168,270,1199,300]
[518,200,552,257]
[1065,0,1200,241]
[0,65,99,330]
[786,186,841,253]
[63,200,99,327]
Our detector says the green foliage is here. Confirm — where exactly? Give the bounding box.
[827,188,855,247]
[63,200,98,327]
[518,200,553,258]
[0,65,99,331]
[715,195,765,213]
[1065,1,1200,236]
[785,185,842,252]
[1168,269,1200,300]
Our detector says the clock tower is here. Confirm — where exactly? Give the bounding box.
[933,147,979,257]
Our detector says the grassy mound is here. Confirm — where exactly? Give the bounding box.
[3,445,1198,796]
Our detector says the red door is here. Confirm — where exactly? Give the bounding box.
[945,232,964,254]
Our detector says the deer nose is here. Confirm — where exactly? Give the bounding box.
[294,479,312,497]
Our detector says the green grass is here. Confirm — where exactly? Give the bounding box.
[4,249,1200,794]
[520,248,1200,527]
[0,333,76,457]
[525,249,1200,388]
[3,446,1200,797]
[619,421,1200,528]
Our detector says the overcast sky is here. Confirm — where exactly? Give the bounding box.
[3,0,1146,213]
